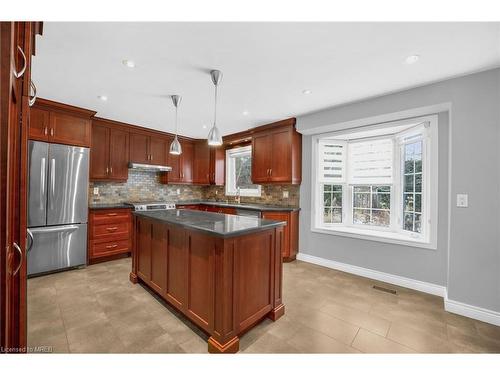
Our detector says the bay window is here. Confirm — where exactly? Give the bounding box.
[312,115,438,248]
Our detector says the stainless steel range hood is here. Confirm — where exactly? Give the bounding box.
[128,162,172,172]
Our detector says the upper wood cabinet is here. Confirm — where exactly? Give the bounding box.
[29,98,96,147]
[251,119,301,184]
[129,132,167,166]
[193,141,225,185]
[160,139,194,184]
[210,147,225,186]
[90,119,129,181]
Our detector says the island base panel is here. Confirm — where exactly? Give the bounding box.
[208,336,240,354]
[267,303,285,321]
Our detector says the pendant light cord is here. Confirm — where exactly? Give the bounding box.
[213,83,218,127]
[175,105,178,136]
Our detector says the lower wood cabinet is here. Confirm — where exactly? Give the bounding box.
[262,210,299,262]
[88,208,132,263]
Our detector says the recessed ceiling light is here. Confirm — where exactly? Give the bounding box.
[302,89,312,95]
[97,95,108,101]
[405,55,420,64]
[122,59,135,68]
[242,110,249,116]
[202,125,207,129]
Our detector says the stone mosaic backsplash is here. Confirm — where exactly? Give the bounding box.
[89,170,300,207]
[89,170,205,204]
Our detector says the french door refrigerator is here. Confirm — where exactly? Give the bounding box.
[27,141,89,276]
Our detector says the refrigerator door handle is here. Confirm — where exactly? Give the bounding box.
[40,158,46,209]
[12,242,23,276]
[27,229,34,252]
[50,158,55,210]
[29,225,79,234]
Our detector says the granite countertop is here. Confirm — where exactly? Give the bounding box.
[133,209,286,238]
[176,200,300,212]
[88,203,133,210]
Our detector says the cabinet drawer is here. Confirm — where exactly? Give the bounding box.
[91,221,130,241]
[92,210,131,225]
[90,239,130,258]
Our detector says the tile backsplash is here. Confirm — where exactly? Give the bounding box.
[89,170,300,207]
[89,170,204,204]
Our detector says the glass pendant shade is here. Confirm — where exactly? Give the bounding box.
[207,125,222,146]
[169,135,182,155]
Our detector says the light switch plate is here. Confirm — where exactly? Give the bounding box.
[283,191,289,198]
[93,187,99,195]
[456,194,468,208]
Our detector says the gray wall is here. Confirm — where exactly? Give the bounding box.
[297,68,500,313]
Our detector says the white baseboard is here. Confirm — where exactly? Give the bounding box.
[296,253,446,297]
[296,253,500,326]
[444,295,500,327]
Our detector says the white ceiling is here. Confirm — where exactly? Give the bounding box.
[32,22,500,138]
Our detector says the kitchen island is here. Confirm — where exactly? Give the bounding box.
[129,209,286,353]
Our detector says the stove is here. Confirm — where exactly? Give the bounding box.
[125,201,176,211]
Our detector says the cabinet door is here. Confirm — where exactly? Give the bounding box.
[137,218,152,281]
[129,133,150,164]
[90,124,109,180]
[181,141,194,183]
[149,137,166,166]
[210,147,225,186]
[194,141,210,184]
[150,221,168,295]
[28,107,49,141]
[251,132,271,183]
[166,151,182,183]
[269,128,292,182]
[262,212,290,258]
[109,128,129,180]
[49,112,91,147]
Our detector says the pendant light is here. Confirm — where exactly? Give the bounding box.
[169,95,182,155]
[207,70,223,146]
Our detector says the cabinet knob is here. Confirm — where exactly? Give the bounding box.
[50,128,54,136]
[44,127,48,136]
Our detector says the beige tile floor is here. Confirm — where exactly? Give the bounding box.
[27,257,500,353]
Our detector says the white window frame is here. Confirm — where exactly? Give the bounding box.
[225,145,262,197]
[311,115,438,249]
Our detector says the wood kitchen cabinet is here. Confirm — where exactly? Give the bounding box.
[29,98,96,147]
[251,119,301,184]
[262,210,299,262]
[160,139,194,184]
[193,140,225,185]
[90,119,129,181]
[88,208,132,263]
[129,132,167,166]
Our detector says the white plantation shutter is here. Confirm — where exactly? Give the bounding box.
[318,140,345,182]
[348,138,393,184]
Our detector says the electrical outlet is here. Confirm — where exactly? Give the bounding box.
[283,191,289,198]
[456,194,468,208]
[176,188,181,195]
[215,190,218,195]
[93,187,99,196]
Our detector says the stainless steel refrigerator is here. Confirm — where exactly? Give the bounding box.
[27,141,89,276]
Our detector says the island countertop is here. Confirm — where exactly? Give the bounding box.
[132,209,286,238]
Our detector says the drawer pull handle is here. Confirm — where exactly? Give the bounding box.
[105,244,118,249]
[107,213,118,216]
[106,227,118,231]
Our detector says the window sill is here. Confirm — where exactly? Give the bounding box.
[311,226,436,250]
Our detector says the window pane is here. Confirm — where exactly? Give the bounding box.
[404,160,414,174]
[404,212,414,231]
[372,210,390,227]
[323,193,331,207]
[353,186,370,193]
[332,185,342,192]
[323,208,332,223]
[353,209,370,225]
[324,184,331,192]
[374,185,391,193]
[404,175,414,192]
[415,159,422,173]
[414,193,422,213]
[415,174,422,192]
[332,208,342,223]
[404,193,414,211]
[353,193,370,208]
[372,193,390,209]
[332,193,342,207]
[414,213,422,233]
